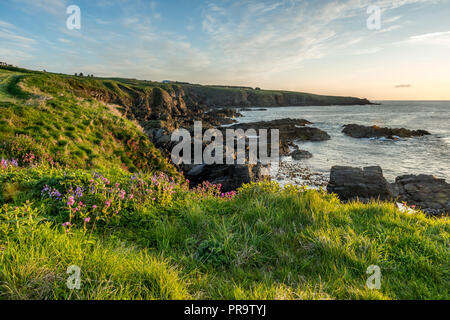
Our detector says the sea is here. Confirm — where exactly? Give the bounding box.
[236,101,450,184]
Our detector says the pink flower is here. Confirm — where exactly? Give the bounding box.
[92,205,97,209]
[105,200,111,208]
[84,217,91,223]
[62,222,71,227]
[67,196,75,207]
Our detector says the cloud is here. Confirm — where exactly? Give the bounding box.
[58,38,71,43]
[354,47,384,55]
[395,84,412,88]
[0,29,36,46]
[14,0,68,15]
[198,0,437,82]
[96,19,112,25]
[0,20,16,29]
[403,31,450,46]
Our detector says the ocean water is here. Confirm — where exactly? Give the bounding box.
[237,101,450,182]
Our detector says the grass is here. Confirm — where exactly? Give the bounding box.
[0,66,448,300]
[0,165,448,300]
[0,68,178,176]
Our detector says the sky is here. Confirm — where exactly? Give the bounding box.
[1,0,450,100]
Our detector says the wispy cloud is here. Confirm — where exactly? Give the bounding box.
[403,31,450,46]
[354,47,384,55]
[14,0,68,15]
[395,84,412,88]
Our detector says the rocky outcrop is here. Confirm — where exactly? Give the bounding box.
[327,166,449,216]
[342,124,430,139]
[225,118,330,143]
[289,149,313,160]
[392,175,450,216]
[185,162,271,192]
[327,166,393,201]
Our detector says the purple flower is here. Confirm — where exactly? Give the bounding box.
[62,222,71,227]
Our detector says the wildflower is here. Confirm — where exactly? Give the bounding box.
[67,196,75,207]
[129,194,134,199]
[105,200,111,208]
[92,205,97,209]
[62,222,71,227]
[1,158,8,169]
[84,217,91,223]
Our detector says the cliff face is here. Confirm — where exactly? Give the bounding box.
[180,84,372,107]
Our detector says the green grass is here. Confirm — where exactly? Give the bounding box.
[0,66,448,300]
[0,68,178,176]
[0,166,448,300]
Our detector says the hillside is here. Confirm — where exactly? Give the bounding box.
[0,66,448,300]
[180,83,372,107]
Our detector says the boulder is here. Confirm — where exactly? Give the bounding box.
[289,149,313,160]
[327,166,392,201]
[186,162,271,192]
[394,175,450,216]
[342,124,430,139]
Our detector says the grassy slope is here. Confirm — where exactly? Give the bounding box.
[0,67,448,300]
[0,68,177,176]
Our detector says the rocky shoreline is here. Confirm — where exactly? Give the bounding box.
[156,109,448,215]
[327,166,450,216]
[88,82,446,216]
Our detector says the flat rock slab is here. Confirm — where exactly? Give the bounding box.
[342,124,430,139]
[226,118,330,142]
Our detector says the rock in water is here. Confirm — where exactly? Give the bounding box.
[289,149,313,160]
[394,175,450,216]
[226,118,330,143]
[327,166,392,201]
[342,124,430,139]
